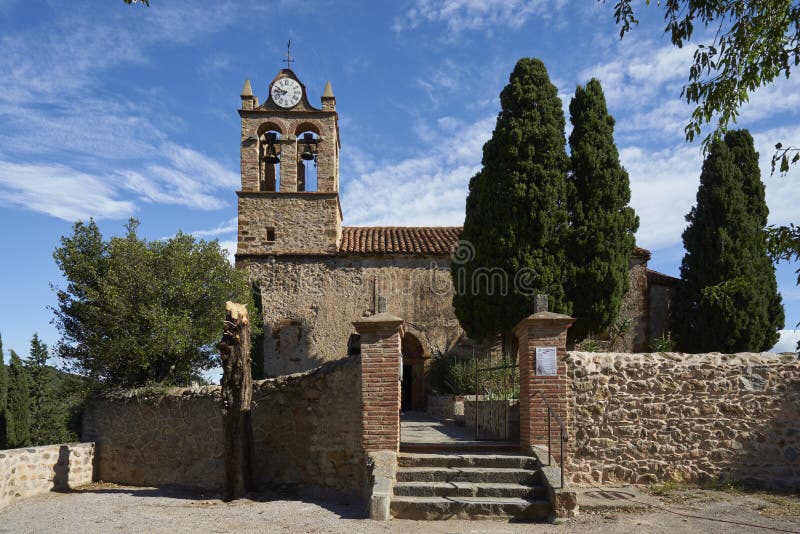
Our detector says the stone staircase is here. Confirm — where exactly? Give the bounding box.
[390,451,551,521]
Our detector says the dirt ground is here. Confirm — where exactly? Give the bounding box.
[0,483,799,534]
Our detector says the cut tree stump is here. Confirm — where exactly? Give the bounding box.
[218,301,253,501]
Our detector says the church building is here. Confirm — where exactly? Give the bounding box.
[235,68,677,409]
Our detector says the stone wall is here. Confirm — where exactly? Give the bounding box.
[250,356,365,494]
[83,356,366,496]
[83,388,223,489]
[237,192,342,256]
[619,258,649,352]
[0,442,95,508]
[244,255,465,376]
[566,351,800,489]
[426,394,465,423]
[247,254,657,377]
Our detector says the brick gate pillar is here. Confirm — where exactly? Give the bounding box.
[354,313,404,452]
[514,311,575,460]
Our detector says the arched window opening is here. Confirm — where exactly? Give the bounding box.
[258,128,282,192]
[295,127,319,192]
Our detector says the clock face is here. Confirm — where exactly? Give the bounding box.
[271,77,302,108]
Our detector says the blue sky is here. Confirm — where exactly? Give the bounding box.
[1,0,798,367]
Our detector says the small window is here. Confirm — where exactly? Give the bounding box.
[266,227,276,242]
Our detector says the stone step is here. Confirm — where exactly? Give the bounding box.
[395,467,540,484]
[400,442,519,453]
[393,481,546,499]
[398,452,536,469]
[390,495,551,521]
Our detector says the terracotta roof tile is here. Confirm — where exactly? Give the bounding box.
[339,226,654,258]
[647,269,679,286]
[339,227,461,255]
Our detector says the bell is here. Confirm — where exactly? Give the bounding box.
[262,132,280,165]
[300,132,316,161]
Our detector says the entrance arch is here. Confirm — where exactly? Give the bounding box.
[401,332,427,412]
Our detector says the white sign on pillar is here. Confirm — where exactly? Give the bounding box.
[535,346,557,376]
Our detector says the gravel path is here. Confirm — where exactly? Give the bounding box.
[1,484,799,534]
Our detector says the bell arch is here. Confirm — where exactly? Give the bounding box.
[295,127,319,192]
[257,122,283,192]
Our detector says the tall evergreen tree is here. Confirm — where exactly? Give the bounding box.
[452,58,571,351]
[566,79,639,342]
[673,131,784,352]
[0,333,8,449]
[26,334,69,445]
[6,350,31,448]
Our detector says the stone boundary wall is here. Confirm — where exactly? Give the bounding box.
[0,442,95,508]
[426,394,465,423]
[566,351,800,489]
[83,355,365,496]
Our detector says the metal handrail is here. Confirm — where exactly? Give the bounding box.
[530,390,568,488]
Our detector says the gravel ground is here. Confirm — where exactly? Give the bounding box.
[1,483,799,534]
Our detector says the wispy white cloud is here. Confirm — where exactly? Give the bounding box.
[341,115,494,226]
[0,2,246,220]
[393,0,567,36]
[772,330,799,353]
[188,217,238,238]
[620,143,703,250]
[0,161,134,221]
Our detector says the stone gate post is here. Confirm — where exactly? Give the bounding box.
[514,311,575,460]
[353,312,404,452]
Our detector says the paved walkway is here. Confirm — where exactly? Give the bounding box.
[400,412,516,451]
[400,412,475,444]
[2,483,799,533]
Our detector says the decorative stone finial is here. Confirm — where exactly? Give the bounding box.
[322,80,334,98]
[241,79,253,97]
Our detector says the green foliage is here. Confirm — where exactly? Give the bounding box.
[250,282,265,380]
[52,219,259,389]
[672,131,784,352]
[429,354,476,396]
[429,353,519,399]
[25,334,76,446]
[453,58,571,348]
[651,332,675,352]
[566,78,639,343]
[767,223,800,349]
[610,1,800,149]
[0,334,8,449]
[578,339,602,353]
[6,351,31,448]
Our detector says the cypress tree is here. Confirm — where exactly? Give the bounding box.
[725,130,785,346]
[566,79,639,342]
[6,350,31,448]
[26,333,68,445]
[673,131,784,352]
[453,58,571,351]
[0,334,8,449]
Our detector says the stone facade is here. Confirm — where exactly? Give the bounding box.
[235,71,675,383]
[0,442,95,508]
[566,351,800,489]
[243,255,460,376]
[83,356,366,496]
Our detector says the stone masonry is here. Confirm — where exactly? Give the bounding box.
[566,351,800,489]
[235,69,674,381]
[84,356,366,496]
[0,442,95,508]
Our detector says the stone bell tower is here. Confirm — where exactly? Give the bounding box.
[236,67,342,258]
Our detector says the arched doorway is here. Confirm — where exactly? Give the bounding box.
[401,332,427,412]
